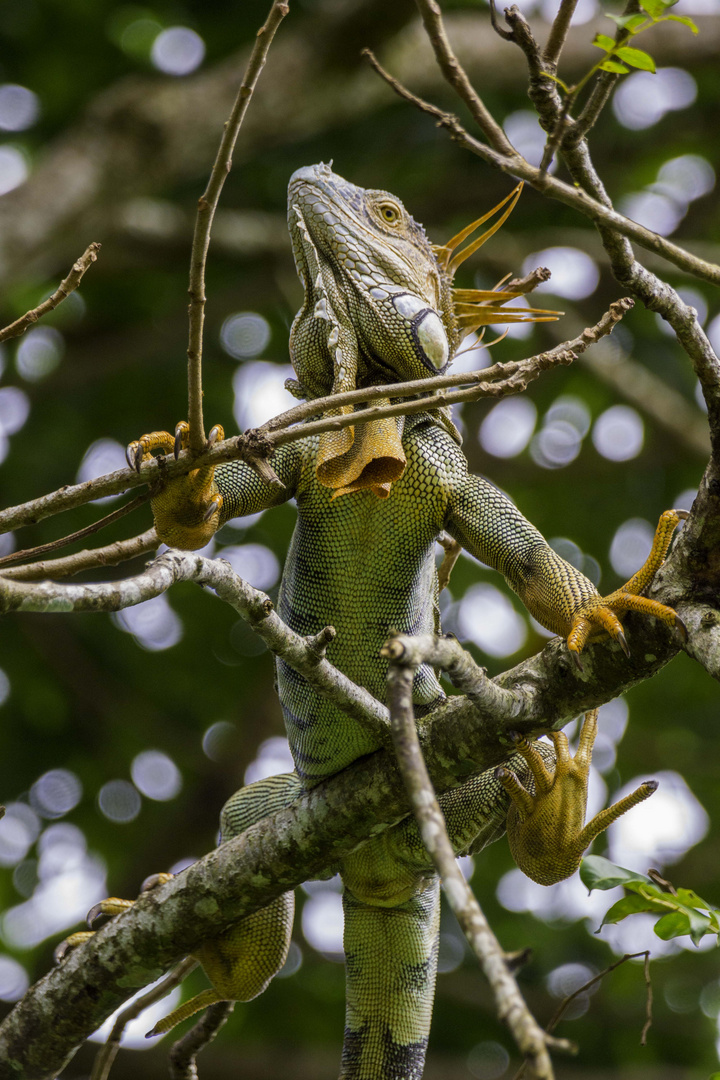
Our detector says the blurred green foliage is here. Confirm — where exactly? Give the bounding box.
[0,0,718,1077]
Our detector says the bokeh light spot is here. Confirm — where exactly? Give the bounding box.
[15,326,64,381]
[233,361,296,430]
[244,737,294,786]
[0,803,41,867]
[478,397,536,458]
[530,421,582,469]
[613,68,697,130]
[221,544,280,591]
[0,85,39,132]
[151,27,205,76]
[0,386,30,438]
[131,750,182,801]
[657,154,715,203]
[30,770,82,819]
[0,668,10,707]
[522,247,599,300]
[609,518,654,578]
[0,146,29,196]
[607,770,709,868]
[113,594,183,651]
[618,190,685,237]
[592,405,643,462]
[98,780,142,823]
[301,888,344,956]
[220,312,271,359]
[456,584,527,658]
[0,957,29,1001]
[202,721,237,762]
[467,1040,510,1079]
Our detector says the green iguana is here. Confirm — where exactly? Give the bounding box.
[86,164,685,1078]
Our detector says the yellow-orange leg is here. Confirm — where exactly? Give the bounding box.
[126,422,225,547]
[567,508,688,664]
[496,712,658,885]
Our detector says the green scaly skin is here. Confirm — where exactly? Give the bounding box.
[136,165,668,1077]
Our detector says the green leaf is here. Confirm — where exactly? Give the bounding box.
[593,33,618,50]
[665,14,699,31]
[599,894,666,929]
[581,856,652,892]
[606,13,648,30]
[599,60,630,74]
[640,0,668,16]
[614,46,656,72]
[654,908,713,945]
[654,910,692,940]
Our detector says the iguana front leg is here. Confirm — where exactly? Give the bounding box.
[445,458,686,665]
[126,422,225,549]
[496,711,657,884]
[563,509,689,660]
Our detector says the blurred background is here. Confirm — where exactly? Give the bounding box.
[0,0,718,1076]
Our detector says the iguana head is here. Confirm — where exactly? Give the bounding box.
[288,162,458,398]
[286,163,552,497]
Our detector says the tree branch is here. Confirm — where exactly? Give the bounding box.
[0,299,631,538]
[362,48,720,287]
[186,0,289,450]
[0,243,101,343]
[0,529,158,581]
[384,638,568,1078]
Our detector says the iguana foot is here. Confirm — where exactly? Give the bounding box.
[126,422,225,549]
[54,873,174,962]
[496,712,657,885]
[567,508,688,663]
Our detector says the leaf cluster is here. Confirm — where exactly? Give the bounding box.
[581,855,720,947]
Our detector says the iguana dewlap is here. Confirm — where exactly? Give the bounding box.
[121,164,684,1077]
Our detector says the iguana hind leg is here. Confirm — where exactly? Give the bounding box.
[496,713,657,884]
[148,771,303,1037]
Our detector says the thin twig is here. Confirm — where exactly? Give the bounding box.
[641,951,653,1045]
[169,1001,235,1080]
[0,549,392,746]
[90,958,197,1080]
[362,49,720,287]
[408,1,515,156]
[186,0,289,449]
[0,494,150,568]
[0,297,631,537]
[512,951,652,1080]
[437,533,462,592]
[0,243,101,343]
[542,0,580,69]
[383,641,570,1080]
[0,528,158,581]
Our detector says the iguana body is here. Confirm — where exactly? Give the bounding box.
[126,165,682,1076]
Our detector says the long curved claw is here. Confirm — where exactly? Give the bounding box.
[140,871,174,892]
[566,508,687,661]
[87,897,135,928]
[54,931,95,963]
[174,421,190,459]
[206,424,225,449]
[203,492,224,523]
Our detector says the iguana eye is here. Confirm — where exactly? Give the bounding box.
[379,203,400,224]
